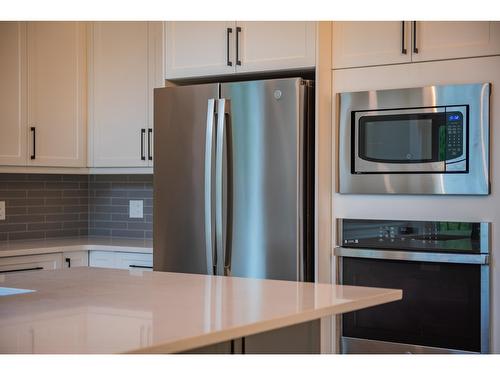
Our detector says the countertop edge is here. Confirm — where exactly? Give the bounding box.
[0,241,153,258]
[128,289,403,354]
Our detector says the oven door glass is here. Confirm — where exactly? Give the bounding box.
[342,257,481,352]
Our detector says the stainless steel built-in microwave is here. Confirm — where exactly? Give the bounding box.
[338,83,490,195]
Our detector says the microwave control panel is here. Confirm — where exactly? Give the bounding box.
[445,111,464,160]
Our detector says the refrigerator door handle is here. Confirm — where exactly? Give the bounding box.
[205,98,217,275]
[216,98,232,276]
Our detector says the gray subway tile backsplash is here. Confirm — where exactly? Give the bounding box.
[0,173,153,242]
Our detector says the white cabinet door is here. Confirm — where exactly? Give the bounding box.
[62,251,89,268]
[165,21,236,79]
[332,21,412,69]
[89,250,152,270]
[0,22,27,166]
[115,252,152,271]
[412,21,500,62]
[89,22,163,167]
[26,22,86,167]
[0,253,62,274]
[88,250,115,268]
[235,22,316,73]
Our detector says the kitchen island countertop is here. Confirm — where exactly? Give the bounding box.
[0,267,401,354]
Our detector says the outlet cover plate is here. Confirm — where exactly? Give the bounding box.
[129,200,144,219]
[0,201,5,221]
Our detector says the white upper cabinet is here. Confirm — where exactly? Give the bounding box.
[332,21,411,69]
[332,21,500,69]
[165,21,236,79]
[26,22,86,167]
[412,21,500,62]
[165,21,316,79]
[235,22,316,73]
[0,22,26,166]
[89,22,163,167]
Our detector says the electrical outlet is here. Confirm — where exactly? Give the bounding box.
[0,201,5,221]
[129,200,144,219]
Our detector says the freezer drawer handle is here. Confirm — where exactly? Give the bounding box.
[0,266,43,274]
[129,265,153,269]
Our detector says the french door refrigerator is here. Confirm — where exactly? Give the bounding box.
[153,77,314,282]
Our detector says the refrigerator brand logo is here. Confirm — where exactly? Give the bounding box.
[273,90,282,100]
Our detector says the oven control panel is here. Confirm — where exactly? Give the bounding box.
[341,219,484,253]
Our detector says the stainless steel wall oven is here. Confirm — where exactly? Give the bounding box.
[335,218,490,354]
[338,83,490,195]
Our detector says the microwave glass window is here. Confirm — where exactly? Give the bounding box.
[360,118,433,163]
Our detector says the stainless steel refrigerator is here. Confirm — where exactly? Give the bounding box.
[153,77,314,283]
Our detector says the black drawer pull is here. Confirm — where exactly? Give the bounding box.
[129,264,153,269]
[0,266,43,274]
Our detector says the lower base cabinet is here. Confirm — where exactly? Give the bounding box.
[0,253,62,275]
[182,320,320,354]
[89,250,153,271]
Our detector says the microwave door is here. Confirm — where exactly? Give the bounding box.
[353,107,466,174]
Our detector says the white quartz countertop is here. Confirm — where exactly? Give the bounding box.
[0,237,153,257]
[0,268,402,354]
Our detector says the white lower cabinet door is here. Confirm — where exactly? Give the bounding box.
[115,252,153,271]
[89,250,152,270]
[88,250,115,268]
[0,253,62,275]
[62,251,89,268]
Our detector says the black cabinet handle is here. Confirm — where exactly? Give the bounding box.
[30,127,36,160]
[129,265,153,269]
[0,266,43,274]
[65,257,71,268]
[236,26,242,66]
[148,128,153,161]
[413,21,418,54]
[226,28,233,66]
[401,21,407,54]
[140,128,146,161]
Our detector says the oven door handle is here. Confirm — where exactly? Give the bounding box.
[334,247,489,265]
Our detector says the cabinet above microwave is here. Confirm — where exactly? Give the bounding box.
[338,83,490,195]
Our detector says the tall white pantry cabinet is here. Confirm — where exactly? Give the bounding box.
[0,22,86,167]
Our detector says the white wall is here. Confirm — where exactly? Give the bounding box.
[330,56,500,353]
